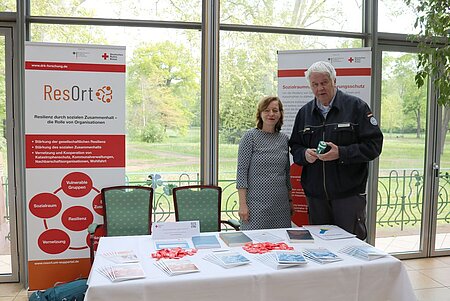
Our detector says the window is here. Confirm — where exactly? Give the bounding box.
[31,24,202,187]
[220,0,363,32]
[30,0,201,22]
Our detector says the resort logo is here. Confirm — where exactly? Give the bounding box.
[43,84,112,103]
[96,85,113,103]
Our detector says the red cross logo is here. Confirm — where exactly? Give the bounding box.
[101,53,109,60]
[348,57,354,63]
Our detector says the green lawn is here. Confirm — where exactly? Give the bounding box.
[125,129,450,182]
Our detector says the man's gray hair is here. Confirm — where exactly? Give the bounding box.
[305,61,336,84]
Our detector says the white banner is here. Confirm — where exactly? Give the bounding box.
[278,48,372,226]
[25,42,126,290]
[278,48,372,136]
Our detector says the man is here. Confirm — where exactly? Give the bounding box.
[289,61,383,240]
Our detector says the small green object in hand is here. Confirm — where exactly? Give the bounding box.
[317,141,327,154]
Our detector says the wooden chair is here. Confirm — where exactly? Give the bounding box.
[88,185,153,262]
[172,185,240,232]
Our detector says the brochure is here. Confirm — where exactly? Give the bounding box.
[154,239,190,250]
[286,229,314,243]
[250,232,284,243]
[203,251,251,268]
[191,235,222,249]
[339,245,387,261]
[218,232,252,247]
[101,250,139,264]
[303,225,356,240]
[154,259,200,276]
[97,263,145,282]
[275,251,308,264]
[302,248,343,264]
[256,251,307,270]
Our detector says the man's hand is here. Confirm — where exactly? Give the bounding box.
[305,148,318,163]
[317,142,339,161]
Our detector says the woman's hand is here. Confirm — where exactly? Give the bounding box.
[239,203,249,222]
[290,201,295,216]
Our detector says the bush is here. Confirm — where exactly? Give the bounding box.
[219,128,245,144]
[141,123,166,143]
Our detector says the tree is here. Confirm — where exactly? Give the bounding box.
[406,0,450,152]
[127,41,199,142]
[394,54,427,138]
[217,0,348,142]
[30,0,105,44]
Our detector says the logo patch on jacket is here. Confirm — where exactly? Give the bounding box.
[370,117,378,126]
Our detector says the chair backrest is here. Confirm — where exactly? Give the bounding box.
[102,185,153,236]
[172,185,222,232]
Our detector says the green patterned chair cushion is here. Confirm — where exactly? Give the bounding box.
[104,187,152,236]
[174,187,220,233]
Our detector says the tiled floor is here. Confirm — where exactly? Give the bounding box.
[403,257,450,301]
[0,257,449,301]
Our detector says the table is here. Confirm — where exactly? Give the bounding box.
[85,228,416,301]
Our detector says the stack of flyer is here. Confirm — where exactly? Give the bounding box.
[203,251,251,268]
[339,245,387,261]
[302,248,343,264]
[97,263,145,282]
[250,231,284,243]
[154,259,200,276]
[97,250,145,282]
[101,250,139,264]
[257,251,307,269]
[303,225,356,240]
[191,235,222,249]
[154,239,191,250]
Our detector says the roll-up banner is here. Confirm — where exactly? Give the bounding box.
[25,42,126,290]
[278,48,372,226]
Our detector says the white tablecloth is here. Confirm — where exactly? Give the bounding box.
[85,228,416,301]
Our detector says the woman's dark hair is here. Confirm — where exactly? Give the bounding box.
[255,96,284,132]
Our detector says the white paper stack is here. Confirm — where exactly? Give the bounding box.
[257,251,307,269]
[154,259,200,276]
[339,245,387,261]
[101,250,139,264]
[303,225,356,240]
[302,248,342,264]
[203,251,251,268]
[250,232,285,243]
[97,263,145,282]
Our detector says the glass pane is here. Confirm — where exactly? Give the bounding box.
[31,24,201,221]
[0,35,12,275]
[435,108,450,251]
[220,0,363,32]
[218,30,362,219]
[376,51,426,253]
[0,0,16,12]
[30,0,201,22]
[378,0,418,34]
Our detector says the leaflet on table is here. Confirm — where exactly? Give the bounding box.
[154,239,191,250]
[151,221,200,240]
[191,235,222,249]
[339,245,387,261]
[97,263,145,282]
[285,229,314,243]
[249,231,284,243]
[203,251,251,268]
[256,251,307,269]
[101,250,139,264]
[303,225,356,240]
[302,248,343,264]
[154,259,200,276]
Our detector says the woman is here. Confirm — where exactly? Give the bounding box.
[236,96,293,230]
